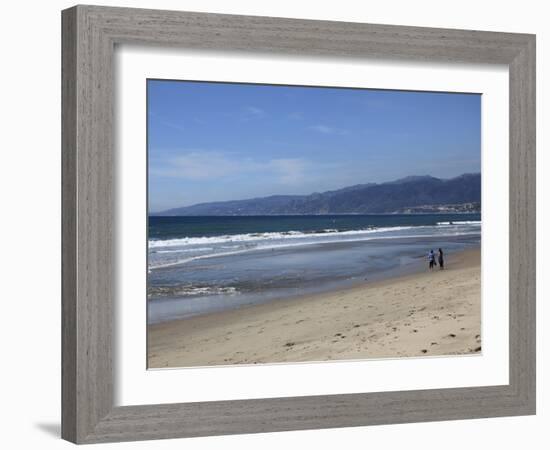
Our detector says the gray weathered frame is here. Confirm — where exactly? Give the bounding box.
[61,4,536,444]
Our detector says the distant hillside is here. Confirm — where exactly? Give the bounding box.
[156,173,481,216]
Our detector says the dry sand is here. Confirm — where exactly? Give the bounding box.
[148,248,481,368]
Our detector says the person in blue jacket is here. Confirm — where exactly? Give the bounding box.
[428,249,436,270]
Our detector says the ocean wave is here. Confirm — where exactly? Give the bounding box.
[436,220,481,225]
[148,285,238,299]
[148,226,418,249]
[153,247,214,254]
[149,248,256,269]
[148,231,481,270]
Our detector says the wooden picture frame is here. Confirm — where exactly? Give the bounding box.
[61,5,536,444]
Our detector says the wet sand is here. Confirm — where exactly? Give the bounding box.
[148,248,481,368]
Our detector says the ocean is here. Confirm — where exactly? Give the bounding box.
[148,214,481,323]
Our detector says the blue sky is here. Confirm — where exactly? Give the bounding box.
[148,80,480,212]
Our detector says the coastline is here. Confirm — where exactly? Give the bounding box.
[148,247,481,368]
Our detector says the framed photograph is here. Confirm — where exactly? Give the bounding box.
[62,5,536,444]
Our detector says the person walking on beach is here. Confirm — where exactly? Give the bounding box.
[428,249,436,271]
[438,248,444,270]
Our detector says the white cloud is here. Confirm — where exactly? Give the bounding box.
[148,111,186,132]
[288,112,304,120]
[150,150,307,185]
[150,152,253,180]
[268,158,306,185]
[308,124,349,135]
[243,106,265,117]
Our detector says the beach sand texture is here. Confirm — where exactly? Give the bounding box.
[148,248,481,368]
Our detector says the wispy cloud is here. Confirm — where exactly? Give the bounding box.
[243,106,265,118]
[151,152,243,180]
[308,124,349,135]
[148,110,186,132]
[268,159,306,185]
[288,112,304,120]
[150,150,309,186]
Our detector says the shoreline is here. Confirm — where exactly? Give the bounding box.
[148,247,481,368]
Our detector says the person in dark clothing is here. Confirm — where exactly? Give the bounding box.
[438,248,444,270]
[428,249,436,270]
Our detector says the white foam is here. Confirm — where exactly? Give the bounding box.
[154,247,214,254]
[436,220,482,225]
[148,230,481,270]
[149,286,238,298]
[148,226,417,249]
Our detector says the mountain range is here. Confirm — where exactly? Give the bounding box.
[156,173,481,216]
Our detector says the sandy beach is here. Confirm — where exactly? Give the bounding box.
[148,248,481,368]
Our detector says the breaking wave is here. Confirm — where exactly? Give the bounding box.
[148,222,481,270]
